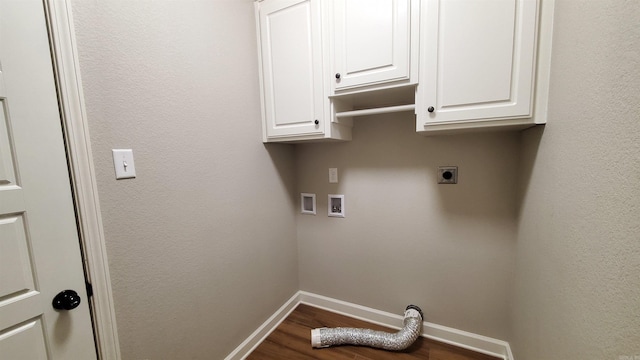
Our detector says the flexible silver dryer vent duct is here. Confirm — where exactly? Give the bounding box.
[310,305,423,351]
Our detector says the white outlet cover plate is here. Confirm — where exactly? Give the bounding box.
[112,149,136,179]
[329,168,338,183]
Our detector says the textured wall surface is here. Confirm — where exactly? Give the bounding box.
[296,115,520,340]
[68,0,640,357]
[70,1,298,358]
[512,0,640,359]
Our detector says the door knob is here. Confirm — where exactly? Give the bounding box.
[428,106,435,113]
[52,290,81,310]
[335,73,341,79]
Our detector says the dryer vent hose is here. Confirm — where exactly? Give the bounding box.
[310,305,423,351]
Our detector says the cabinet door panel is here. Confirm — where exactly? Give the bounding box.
[259,0,324,139]
[439,1,515,107]
[333,0,411,91]
[420,0,537,124]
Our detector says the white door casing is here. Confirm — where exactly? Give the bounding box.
[44,0,121,357]
[0,0,98,358]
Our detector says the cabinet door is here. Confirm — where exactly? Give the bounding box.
[332,0,412,91]
[258,0,324,139]
[418,0,538,125]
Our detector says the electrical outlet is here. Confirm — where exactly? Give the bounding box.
[329,168,338,183]
[438,166,458,184]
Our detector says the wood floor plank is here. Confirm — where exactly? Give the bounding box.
[246,304,501,360]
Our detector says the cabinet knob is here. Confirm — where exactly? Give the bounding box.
[314,119,319,125]
[335,73,341,79]
[427,106,435,113]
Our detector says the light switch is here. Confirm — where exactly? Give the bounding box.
[329,168,338,183]
[112,149,136,179]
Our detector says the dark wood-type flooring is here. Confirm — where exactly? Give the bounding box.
[247,304,501,360]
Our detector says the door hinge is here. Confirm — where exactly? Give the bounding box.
[85,281,93,298]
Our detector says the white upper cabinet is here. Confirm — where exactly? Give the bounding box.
[416,0,543,133]
[257,0,324,140]
[255,0,551,140]
[256,0,352,142]
[330,0,419,93]
[257,0,326,141]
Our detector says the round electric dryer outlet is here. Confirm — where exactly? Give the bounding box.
[437,166,458,184]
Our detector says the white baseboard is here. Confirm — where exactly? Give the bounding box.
[226,291,514,360]
[223,292,300,360]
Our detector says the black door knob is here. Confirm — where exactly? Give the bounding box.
[52,290,81,310]
[335,73,341,79]
[428,106,435,113]
[314,119,319,125]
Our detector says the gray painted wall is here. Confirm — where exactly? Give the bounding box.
[296,116,520,340]
[69,0,640,358]
[512,1,640,359]
[70,1,299,358]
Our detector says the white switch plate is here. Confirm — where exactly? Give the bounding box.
[329,168,338,183]
[112,149,136,179]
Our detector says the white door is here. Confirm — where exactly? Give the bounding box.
[332,0,412,92]
[0,0,97,359]
[258,0,325,140]
[417,0,538,125]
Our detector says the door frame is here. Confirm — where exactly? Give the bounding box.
[44,0,121,358]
